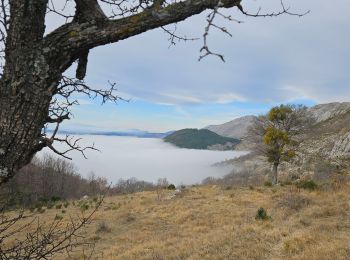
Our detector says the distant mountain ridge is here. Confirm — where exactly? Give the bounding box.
[204,102,350,140]
[56,129,174,139]
[164,129,240,150]
[204,115,256,139]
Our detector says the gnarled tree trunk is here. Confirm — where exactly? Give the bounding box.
[0,0,56,182]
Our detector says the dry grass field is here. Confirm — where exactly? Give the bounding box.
[7,179,350,260]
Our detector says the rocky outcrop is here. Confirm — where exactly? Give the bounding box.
[207,142,237,151]
[307,102,350,123]
[330,132,350,159]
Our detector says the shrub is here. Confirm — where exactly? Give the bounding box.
[63,201,69,208]
[37,208,45,214]
[278,191,311,210]
[93,197,98,202]
[34,201,44,209]
[290,174,299,181]
[296,180,318,191]
[126,213,136,222]
[51,196,61,202]
[55,204,62,209]
[61,210,66,214]
[281,181,292,186]
[111,205,119,210]
[39,198,48,203]
[167,184,176,190]
[313,160,336,181]
[46,202,54,209]
[80,203,89,211]
[54,214,63,220]
[255,207,270,220]
[91,235,101,242]
[264,181,272,187]
[96,221,111,233]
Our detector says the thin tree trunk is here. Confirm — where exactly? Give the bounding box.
[272,163,279,185]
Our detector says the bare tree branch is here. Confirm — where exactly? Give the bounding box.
[0,193,105,259]
[239,0,310,18]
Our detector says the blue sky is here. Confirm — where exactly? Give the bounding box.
[47,0,350,132]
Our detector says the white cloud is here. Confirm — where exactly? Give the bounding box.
[160,93,203,104]
[281,84,350,103]
[214,93,247,104]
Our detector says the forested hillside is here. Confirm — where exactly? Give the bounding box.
[0,155,158,209]
[164,129,239,150]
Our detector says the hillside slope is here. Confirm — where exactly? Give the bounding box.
[9,185,350,259]
[163,129,239,150]
[308,102,350,123]
[224,103,350,179]
[299,108,350,162]
[204,115,256,139]
[205,102,350,141]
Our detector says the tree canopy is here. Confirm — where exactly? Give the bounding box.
[249,104,310,184]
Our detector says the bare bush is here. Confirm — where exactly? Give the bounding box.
[278,188,311,211]
[312,159,337,181]
[0,154,109,209]
[112,177,156,194]
[96,221,111,233]
[156,178,169,201]
[0,196,104,259]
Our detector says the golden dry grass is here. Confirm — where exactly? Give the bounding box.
[7,182,350,259]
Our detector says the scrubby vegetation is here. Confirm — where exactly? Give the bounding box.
[0,154,160,210]
[0,154,108,209]
[255,207,270,220]
[296,179,318,190]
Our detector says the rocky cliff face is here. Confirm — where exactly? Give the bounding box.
[299,107,350,162]
[307,102,350,123]
[330,132,350,159]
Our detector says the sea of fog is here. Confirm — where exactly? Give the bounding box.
[40,135,248,185]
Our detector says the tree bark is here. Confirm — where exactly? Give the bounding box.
[0,0,54,183]
[272,162,279,185]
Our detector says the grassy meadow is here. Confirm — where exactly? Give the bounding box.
[6,179,350,260]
